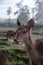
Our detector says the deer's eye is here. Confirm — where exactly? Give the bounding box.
[23,31,26,33]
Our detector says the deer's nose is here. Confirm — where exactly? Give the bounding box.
[14,38,19,42]
[14,38,17,42]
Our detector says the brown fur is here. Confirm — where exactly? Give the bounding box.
[6,30,16,40]
[14,18,43,65]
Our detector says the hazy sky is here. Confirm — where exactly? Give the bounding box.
[0,0,36,19]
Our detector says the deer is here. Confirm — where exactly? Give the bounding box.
[6,30,19,44]
[6,30,16,40]
[14,18,43,65]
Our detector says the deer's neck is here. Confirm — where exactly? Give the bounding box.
[24,29,35,51]
[25,28,35,48]
[29,28,35,46]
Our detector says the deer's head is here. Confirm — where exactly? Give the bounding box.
[14,18,34,44]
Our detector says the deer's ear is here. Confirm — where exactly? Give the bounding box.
[17,19,21,26]
[27,19,34,28]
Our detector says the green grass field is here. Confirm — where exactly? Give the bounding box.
[0,39,30,65]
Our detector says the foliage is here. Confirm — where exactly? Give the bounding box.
[14,1,30,24]
[35,0,43,25]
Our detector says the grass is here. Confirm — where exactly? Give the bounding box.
[6,49,29,65]
[32,28,43,35]
[0,38,30,65]
[0,27,16,31]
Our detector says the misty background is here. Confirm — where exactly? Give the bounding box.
[0,0,43,27]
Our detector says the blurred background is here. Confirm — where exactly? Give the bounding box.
[0,0,43,25]
[0,0,43,65]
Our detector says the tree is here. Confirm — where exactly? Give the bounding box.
[7,7,12,23]
[14,0,30,24]
[18,6,30,24]
[35,0,43,25]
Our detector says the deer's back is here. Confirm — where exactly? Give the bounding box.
[6,31,16,36]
